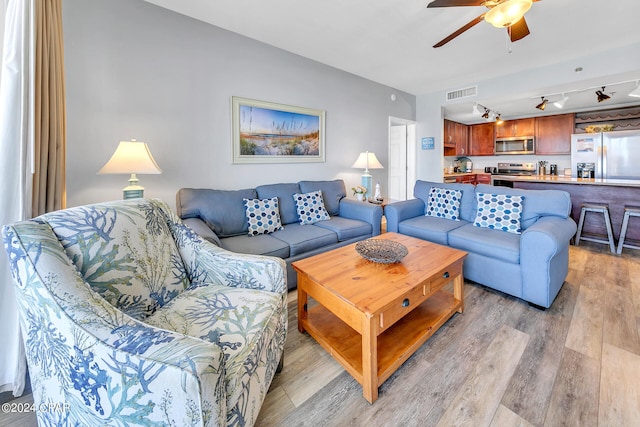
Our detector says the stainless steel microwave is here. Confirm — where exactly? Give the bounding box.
[494,136,535,155]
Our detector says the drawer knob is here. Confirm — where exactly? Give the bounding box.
[443,271,450,279]
[402,298,410,307]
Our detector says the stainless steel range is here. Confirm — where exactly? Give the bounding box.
[493,162,537,187]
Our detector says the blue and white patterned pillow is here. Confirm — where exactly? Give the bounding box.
[293,190,330,225]
[243,197,284,236]
[474,193,524,234]
[426,187,462,221]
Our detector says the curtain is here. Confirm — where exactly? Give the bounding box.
[0,0,33,396]
[0,0,66,396]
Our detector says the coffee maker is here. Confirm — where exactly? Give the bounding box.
[576,162,595,178]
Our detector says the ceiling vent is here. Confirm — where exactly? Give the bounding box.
[446,86,478,101]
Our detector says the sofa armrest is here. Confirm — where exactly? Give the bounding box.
[384,199,425,233]
[338,199,383,236]
[183,217,221,246]
[521,216,577,257]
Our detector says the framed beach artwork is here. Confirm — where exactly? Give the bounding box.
[232,96,325,164]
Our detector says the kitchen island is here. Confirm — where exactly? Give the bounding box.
[493,175,640,247]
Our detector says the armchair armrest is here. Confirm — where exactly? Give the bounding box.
[384,199,425,233]
[173,222,287,294]
[338,199,383,236]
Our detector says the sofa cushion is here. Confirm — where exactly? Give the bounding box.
[293,190,330,225]
[271,223,338,256]
[220,234,290,258]
[414,180,477,222]
[299,180,346,216]
[474,193,524,234]
[448,223,520,264]
[146,283,286,421]
[177,188,257,237]
[398,216,468,246]
[255,183,301,225]
[426,187,462,221]
[243,197,284,236]
[313,216,371,241]
[475,184,571,229]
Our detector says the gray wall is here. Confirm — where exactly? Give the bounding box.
[63,0,415,209]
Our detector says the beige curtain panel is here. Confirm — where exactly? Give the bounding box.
[32,0,66,217]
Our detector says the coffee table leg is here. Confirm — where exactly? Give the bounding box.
[362,315,378,403]
[454,274,464,313]
[298,284,308,333]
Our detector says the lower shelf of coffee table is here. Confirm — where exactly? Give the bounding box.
[300,289,462,387]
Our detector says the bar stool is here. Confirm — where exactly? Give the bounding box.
[616,206,640,254]
[575,203,616,253]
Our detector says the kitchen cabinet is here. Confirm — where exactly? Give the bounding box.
[444,119,468,156]
[475,173,491,184]
[455,174,476,184]
[535,113,574,155]
[469,122,494,156]
[495,118,535,138]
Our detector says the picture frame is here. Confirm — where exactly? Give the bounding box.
[232,96,326,164]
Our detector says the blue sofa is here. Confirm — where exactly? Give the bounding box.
[385,181,577,308]
[177,180,383,290]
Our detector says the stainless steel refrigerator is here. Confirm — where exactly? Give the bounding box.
[571,130,640,179]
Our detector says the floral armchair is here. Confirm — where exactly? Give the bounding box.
[2,198,287,426]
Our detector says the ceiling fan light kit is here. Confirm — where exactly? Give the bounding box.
[484,0,533,28]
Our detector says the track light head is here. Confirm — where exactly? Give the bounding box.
[596,86,611,102]
[482,108,490,119]
[535,97,548,110]
[495,114,504,125]
[553,94,568,109]
[629,81,640,98]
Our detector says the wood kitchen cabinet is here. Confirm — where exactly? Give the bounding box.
[495,118,535,138]
[444,119,468,156]
[468,122,494,156]
[535,113,575,155]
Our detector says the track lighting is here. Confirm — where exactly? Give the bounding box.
[553,94,568,109]
[495,114,504,125]
[629,81,640,98]
[482,108,490,119]
[535,97,548,110]
[596,86,610,102]
[472,103,482,116]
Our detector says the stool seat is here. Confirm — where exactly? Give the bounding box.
[575,202,616,253]
[616,206,640,254]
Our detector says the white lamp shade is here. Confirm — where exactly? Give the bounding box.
[98,141,162,175]
[351,151,384,171]
[484,0,532,28]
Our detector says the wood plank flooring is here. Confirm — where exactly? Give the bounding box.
[2,243,640,426]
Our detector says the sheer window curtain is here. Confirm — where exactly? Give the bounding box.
[0,0,66,396]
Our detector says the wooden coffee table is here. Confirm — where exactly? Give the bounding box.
[293,232,467,403]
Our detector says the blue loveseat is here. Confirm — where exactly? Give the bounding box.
[177,180,383,290]
[385,181,577,308]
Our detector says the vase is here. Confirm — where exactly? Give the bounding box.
[356,193,364,202]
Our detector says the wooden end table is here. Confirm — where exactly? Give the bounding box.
[293,232,467,403]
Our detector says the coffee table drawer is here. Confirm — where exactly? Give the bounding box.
[378,284,428,332]
[429,260,463,291]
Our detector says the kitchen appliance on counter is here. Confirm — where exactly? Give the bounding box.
[571,130,640,179]
[494,136,535,155]
[456,156,473,172]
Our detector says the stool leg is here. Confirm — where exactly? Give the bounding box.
[617,211,631,255]
[575,208,586,246]
[603,209,616,253]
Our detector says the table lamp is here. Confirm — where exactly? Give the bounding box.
[351,151,384,199]
[98,139,162,199]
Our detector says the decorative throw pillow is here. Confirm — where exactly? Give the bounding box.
[474,193,524,234]
[293,190,330,225]
[243,197,283,236]
[426,187,462,221]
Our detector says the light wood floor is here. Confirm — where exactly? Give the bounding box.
[3,243,639,426]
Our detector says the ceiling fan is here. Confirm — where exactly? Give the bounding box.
[428,0,539,48]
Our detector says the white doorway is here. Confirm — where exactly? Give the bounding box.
[388,117,416,201]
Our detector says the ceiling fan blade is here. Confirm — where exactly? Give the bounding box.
[427,0,485,7]
[433,14,485,48]
[508,17,530,42]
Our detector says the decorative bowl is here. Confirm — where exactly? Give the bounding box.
[355,239,408,264]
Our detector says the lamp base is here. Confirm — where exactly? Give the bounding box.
[123,173,144,199]
[361,173,372,200]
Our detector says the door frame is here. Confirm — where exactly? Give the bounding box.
[388,116,417,201]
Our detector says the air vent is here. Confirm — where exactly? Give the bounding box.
[446,86,478,101]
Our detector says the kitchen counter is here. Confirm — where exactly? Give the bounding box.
[492,174,640,187]
[443,170,491,178]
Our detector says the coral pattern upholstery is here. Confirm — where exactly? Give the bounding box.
[2,198,287,426]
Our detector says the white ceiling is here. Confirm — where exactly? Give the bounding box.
[144,0,640,123]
